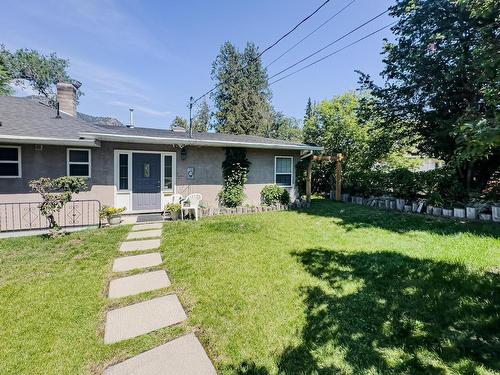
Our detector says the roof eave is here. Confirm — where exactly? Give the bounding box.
[0,135,100,147]
[79,132,324,151]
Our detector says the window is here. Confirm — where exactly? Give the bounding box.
[119,154,129,190]
[275,156,293,187]
[67,149,91,177]
[0,146,21,178]
[164,155,173,190]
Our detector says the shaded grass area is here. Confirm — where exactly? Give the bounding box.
[162,200,499,374]
[0,227,186,375]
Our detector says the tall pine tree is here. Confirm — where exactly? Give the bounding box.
[211,42,272,135]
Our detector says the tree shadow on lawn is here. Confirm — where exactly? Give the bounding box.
[297,200,500,239]
[276,249,500,374]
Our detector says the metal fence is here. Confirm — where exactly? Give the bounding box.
[0,200,101,232]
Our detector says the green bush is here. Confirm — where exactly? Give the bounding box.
[219,184,245,208]
[219,148,251,207]
[261,185,291,205]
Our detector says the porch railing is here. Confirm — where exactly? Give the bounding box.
[0,200,101,232]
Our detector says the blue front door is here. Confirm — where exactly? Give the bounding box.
[132,153,161,211]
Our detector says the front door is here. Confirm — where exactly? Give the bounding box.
[132,153,161,211]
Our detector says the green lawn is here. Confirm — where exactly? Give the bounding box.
[1,200,499,374]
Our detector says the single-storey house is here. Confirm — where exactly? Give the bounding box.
[0,83,320,214]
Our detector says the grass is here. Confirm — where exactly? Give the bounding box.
[0,200,498,374]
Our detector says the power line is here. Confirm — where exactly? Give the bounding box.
[266,0,357,69]
[269,22,395,86]
[191,0,331,104]
[268,8,389,81]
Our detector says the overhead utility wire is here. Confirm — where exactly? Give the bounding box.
[266,0,357,68]
[267,8,389,81]
[269,22,395,86]
[191,0,331,105]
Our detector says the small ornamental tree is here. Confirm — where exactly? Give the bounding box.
[219,148,251,207]
[29,177,87,230]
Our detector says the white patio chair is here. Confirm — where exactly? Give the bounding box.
[181,193,202,221]
[170,194,184,205]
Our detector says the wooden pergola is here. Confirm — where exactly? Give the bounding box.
[305,153,345,203]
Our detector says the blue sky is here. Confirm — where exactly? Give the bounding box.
[0,0,394,128]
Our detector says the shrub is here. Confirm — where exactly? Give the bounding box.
[482,171,500,201]
[29,176,87,231]
[261,185,290,205]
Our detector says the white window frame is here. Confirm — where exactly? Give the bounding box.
[67,148,91,178]
[274,156,293,188]
[162,153,176,193]
[0,145,22,178]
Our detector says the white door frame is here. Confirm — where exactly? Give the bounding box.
[113,150,176,213]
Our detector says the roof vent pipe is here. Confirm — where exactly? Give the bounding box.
[128,108,134,128]
[56,102,61,119]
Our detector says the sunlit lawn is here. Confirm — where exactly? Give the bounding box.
[0,200,498,374]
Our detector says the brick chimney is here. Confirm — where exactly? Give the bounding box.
[56,82,80,116]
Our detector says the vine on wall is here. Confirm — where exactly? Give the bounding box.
[219,148,251,207]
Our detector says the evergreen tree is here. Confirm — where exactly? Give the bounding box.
[170,116,188,130]
[211,41,273,135]
[304,97,313,123]
[192,100,210,132]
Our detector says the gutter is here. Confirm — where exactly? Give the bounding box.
[0,135,100,147]
[79,132,324,151]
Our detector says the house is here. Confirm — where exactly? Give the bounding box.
[0,83,320,214]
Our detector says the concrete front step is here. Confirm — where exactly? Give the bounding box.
[108,270,171,298]
[104,333,216,374]
[119,239,161,253]
[112,253,162,272]
[132,223,163,231]
[127,229,162,240]
[104,295,187,344]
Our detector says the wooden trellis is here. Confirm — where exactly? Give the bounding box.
[305,153,345,203]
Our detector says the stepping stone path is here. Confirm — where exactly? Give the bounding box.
[127,229,163,240]
[104,220,216,373]
[108,270,171,298]
[104,333,217,375]
[120,239,161,252]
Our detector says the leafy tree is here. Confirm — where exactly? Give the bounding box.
[192,100,211,132]
[170,116,188,130]
[29,177,87,234]
[266,111,303,142]
[0,45,80,99]
[360,0,499,192]
[0,64,13,95]
[211,41,273,135]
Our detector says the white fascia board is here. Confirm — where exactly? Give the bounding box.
[0,135,100,147]
[79,132,323,151]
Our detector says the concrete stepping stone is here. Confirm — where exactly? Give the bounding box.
[119,239,161,252]
[127,229,162,240]
[132,223,163,231]
[104,295,187,344]
[112,253,162,272]
[104,333,216,374]
[108,270,171,298]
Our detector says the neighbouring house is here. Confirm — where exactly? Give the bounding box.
[0,82,320,216]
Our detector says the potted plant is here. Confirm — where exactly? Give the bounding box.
[100,206,126,225]
[164,203,182,221]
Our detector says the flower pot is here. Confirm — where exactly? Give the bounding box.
[453,208,465,219]
[466,207,477,220]
[479,213,492,221]
[492,206,500,222]
[170,211,180,221]
[433,207,442,216]
[442,208,453,217]
[107,215,121,225]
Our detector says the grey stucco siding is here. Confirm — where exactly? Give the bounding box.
[0,142,300,209]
